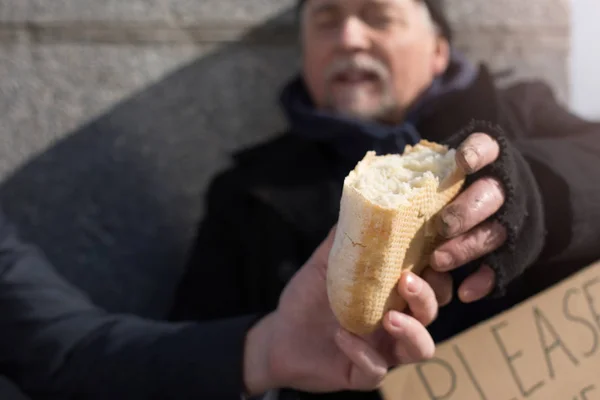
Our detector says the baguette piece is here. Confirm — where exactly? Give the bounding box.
[327,140,465,336]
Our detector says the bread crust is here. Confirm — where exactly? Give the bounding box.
[327,140,465,336]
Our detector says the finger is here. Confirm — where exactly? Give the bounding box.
[458,265,496,303]
[456,133,500,174]
[335,329,388,390]
[437,177,505,238]
[382,311,436,364]
[422,268,453,307]
[397,272,438,326]
[431,220,507,272]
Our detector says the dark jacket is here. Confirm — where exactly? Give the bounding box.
[169,60,600,399]
[0,209,259,399]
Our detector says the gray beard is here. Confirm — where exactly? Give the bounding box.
[322,76,401,123]
[324,93,401,124]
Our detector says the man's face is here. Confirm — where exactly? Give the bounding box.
[300,0,450,123]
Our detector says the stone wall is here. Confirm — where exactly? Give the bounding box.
[448,0,570,101]
[0,0,570,316]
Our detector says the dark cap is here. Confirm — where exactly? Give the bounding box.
[297,0,453,42]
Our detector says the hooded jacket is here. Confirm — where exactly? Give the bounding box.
[170,53,600,399]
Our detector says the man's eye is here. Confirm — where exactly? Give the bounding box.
[364,13,395,28]
[313,15,341,30]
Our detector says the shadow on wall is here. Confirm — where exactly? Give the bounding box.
[0,10,300,320]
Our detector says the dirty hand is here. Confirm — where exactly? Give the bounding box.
[426,133,507,305]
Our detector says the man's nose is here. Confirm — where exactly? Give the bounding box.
[337,17,370,51]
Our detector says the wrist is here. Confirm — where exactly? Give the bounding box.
[243,312,277,396]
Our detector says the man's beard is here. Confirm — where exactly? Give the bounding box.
[324,87,398,122]
[322,55,400,123]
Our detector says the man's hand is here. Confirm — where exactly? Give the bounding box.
[243,227,439,396]
[427,133,507,304]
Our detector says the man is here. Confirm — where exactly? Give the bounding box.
[0,211,439,399]
[170,0,600,398]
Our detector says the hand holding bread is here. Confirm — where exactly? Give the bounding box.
[327,133,507,336]
[327,140,466,335]
[429,132,506,303]
[255,135,505,392]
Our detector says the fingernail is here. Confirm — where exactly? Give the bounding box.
[439,213,460,237]
[462,147,479,172]
[336,329,350,344]
[460,288,474,303]
[405,273,422,294]
[432,251,454,271]
[389,312,404,329]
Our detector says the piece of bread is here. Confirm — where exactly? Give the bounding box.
[327,140,466,336]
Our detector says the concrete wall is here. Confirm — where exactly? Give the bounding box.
[571,0,600,120]
[448,0,571,103]
[0,0,571,316]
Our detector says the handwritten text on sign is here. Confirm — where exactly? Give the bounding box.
[380,262,600,400]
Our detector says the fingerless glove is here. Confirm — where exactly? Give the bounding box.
[444,120,546,296]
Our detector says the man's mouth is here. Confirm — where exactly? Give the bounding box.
[333,69,380,84]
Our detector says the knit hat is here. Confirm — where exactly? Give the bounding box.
[296,0,453,42]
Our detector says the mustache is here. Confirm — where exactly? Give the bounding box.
[324,56,390,82]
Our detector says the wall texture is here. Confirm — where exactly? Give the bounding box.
[0,1,572,396]
[571,0,600,119]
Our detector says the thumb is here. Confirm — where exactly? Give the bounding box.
[308,224,338,269]
[334,328,387,390]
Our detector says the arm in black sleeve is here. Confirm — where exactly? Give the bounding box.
[0,209,259,399]
[514,81,600,267]
[445,82,600,296]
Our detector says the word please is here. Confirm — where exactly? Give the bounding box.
[380,269,600,400]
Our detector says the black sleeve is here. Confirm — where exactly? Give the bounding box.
[169,168,290,323]
[0,209,259,399]
[168,172,251,322]
[513,82,600,266]
[445,82,600,296]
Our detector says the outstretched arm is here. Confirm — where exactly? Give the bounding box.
[0,209,259,399]
[430,81,600,302]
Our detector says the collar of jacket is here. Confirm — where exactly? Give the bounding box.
[278,50,478,164]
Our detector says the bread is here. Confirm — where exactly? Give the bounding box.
[327,140,465,336]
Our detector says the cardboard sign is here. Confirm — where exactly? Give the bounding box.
[380,261,600,400]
